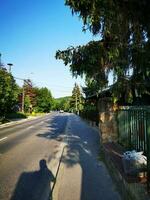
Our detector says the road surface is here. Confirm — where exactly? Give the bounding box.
[0,112,121,200]
[0,112,68,200]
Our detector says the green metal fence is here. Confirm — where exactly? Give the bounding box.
[117,106,150,188]
[80,109,99,126]
[117,107,150,152]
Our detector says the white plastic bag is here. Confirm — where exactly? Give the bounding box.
[122,150,147,175]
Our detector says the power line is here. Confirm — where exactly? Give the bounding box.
[14,76,25,81]
[34,81,79,89]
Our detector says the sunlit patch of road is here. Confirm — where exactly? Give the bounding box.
[0,137,8,142]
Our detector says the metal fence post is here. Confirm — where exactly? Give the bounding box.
[146,111,150,191]
[116,110,120,143]
[128,110,132,150]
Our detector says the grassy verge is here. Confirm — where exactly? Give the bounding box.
[0,112,48,125]
[0,118,10,124]
[0,112,27,125]
[26,112,45,117]
[5,112,27,119]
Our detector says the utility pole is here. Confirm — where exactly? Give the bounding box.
[22,81,25,113]
[14,77,28,113]
[75,92,78,114]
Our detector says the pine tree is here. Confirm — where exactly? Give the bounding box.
[70,83,83,114]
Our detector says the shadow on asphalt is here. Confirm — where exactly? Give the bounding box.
[50,115,119,200]
[36,115,68,142]
[37,114,103,199]
[10,159,55,200]
[10,115,68,200]
[61,128,103,200]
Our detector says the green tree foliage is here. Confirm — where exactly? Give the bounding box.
[83,77,102,97]
[23,79,37,107]
[0,63,55,117]
[53,96,71,111]
[56,41,109,88]
[24,95,31,113]
[56,0,150,102]
[35,87,53,112]
[0,69,19,116]
[80,99,99,124]
[70,83,83,114]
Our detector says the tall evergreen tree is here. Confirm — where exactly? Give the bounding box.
[70,83,83,114]
[56,0,150,103]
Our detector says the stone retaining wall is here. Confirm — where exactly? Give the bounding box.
[98,97,118,143]
[102,146,149,200]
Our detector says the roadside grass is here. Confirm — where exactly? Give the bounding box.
[0,112,27,124]
[0,117,10,124]
[0,112,48,125]
[27,112,45,117]
[6,112,27,119]
[6,111,45,119]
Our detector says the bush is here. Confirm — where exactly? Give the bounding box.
[0,117,10,124]
[5,112,27,119]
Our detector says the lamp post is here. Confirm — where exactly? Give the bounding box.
[7,63,13,73]
[0,53,4,69]
[0,53,2,68]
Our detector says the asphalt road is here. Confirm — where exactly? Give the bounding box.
[0,112,68,200]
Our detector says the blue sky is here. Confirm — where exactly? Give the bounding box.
[0,0,97,98]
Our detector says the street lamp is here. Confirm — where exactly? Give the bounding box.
[7,63,13,73]
[0,53,2,67]
[0,53,5,69]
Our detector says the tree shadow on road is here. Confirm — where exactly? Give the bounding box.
[37,115,68,142]
[10,159,55,200]
[60,117,120,200]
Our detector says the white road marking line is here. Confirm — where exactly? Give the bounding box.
[26,126,34,130]
[0,137,8,142]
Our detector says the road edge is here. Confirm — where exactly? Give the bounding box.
[0,113,50,129]
[49,113,71,199]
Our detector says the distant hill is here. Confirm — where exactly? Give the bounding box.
[55,96,71,101]
[53,96,71,111]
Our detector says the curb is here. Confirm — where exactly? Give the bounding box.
[49,114,71,198]
[0,118,30,129]
[49,143,66,194]
[0,114,49,129]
